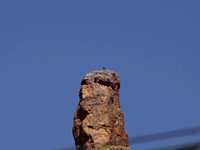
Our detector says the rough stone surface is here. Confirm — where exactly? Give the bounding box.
[73,69,130,150]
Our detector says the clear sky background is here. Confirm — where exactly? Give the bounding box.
[0,1,200,150]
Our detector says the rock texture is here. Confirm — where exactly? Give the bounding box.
[73,69,130,150]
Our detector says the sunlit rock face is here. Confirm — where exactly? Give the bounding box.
[73,69,130,150]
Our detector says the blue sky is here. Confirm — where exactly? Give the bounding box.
[0,1,200,150]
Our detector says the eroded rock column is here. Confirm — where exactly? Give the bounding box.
[73,69,130,150]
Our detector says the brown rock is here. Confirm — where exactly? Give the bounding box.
[73,69,130,150]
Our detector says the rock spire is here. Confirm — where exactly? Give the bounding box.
[73,69,130,150]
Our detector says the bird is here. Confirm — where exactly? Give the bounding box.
[103,67,106,70]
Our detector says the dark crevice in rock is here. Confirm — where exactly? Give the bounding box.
[111,83,120,91]
[78,126,90,145]
[94,78,111,88]
[81,79,88,85]
[110,97,114,103]
[77,107,89,121]
[88,125,93,129]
